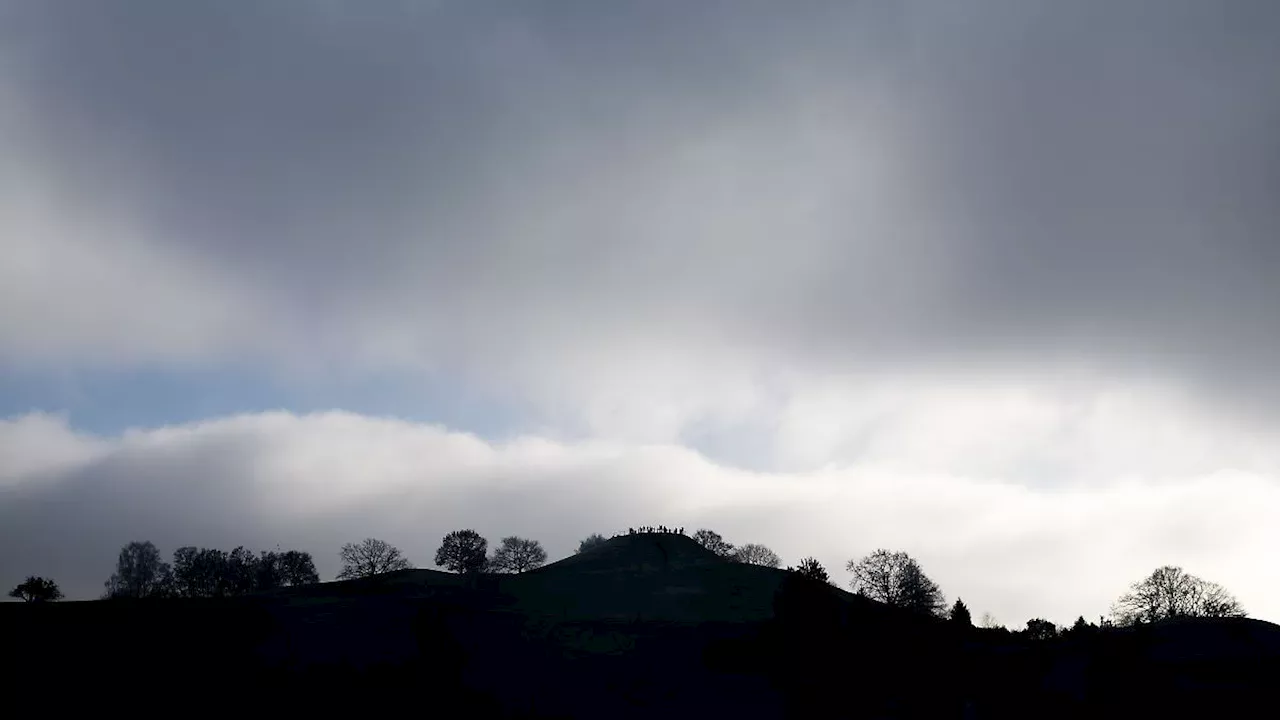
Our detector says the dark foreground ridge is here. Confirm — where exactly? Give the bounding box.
[6,533,1280,717]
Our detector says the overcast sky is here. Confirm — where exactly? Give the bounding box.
[2,1,1279,626]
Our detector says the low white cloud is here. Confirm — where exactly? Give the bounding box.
[0,412,110,484]
[771,372,1280,481]
[3,406,1280,629]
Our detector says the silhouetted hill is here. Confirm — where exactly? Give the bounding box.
[541,532,726,572]
[502,532,791,622]
[5,537,1280,717]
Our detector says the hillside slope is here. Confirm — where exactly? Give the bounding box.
[502,532,796,622]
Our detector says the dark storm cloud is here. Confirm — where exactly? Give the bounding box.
[896,2,1280,371]
[2,1,1279,416]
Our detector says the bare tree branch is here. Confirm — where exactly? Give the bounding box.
[1112,566,1245,624]
[489,536,548,573]
[847,549,946,617]
[336,538,412,580]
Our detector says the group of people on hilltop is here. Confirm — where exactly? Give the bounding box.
[626,526,684,535]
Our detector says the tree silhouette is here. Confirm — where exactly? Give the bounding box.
[104,541,172,599]
[846,549,946,617]
[734,543,781,568]
[489,536,548,574]
[8,576,63,602]
[171,546,318,596]
[336,538,413,580]
[254,549,317,590]
[576,533,608,554]
[1024,618,1058,641]
[277,550,319,586]
[222,546,259,595]
[950,598,973,627]
[788,557,831,584]
[434,530,488,574]
[255,550,283,591]
[1063,615,1098,639]
[1111,565,1245,624]
[171,546,228,597]
[692,529,736,558]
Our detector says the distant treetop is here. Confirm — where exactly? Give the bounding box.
[9,576,63,602]
[692,529,736,558]
[1111,565,1245,625]
[337,538,413,580]
[1024,618,1059,641]
[104,540,171,599]
[489,536,547,574]
[434,529,488,574]
[847,549,946,618]
[576,533,608,554]
[734,543,781,568]
[788,557,831,584]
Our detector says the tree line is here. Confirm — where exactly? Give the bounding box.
[686,530,1246,630]
[332,532,552,579]
[99,541,320,599]
[8,530,1248,630]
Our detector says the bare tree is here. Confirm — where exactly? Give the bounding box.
[434,529,488,574]
[9,576,63,602]
[846,549,946,617]
[1111,565,1245,625]
[489,536,548,573]
[104,541,172,599]
[336,538,413,580]
[576,533,608,554]
[734,543,781,568]
[692,529,736,558]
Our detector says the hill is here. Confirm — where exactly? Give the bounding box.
[4,534,1280,717]
[502,531,791,623]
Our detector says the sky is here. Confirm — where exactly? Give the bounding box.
[2,0,1279,627]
